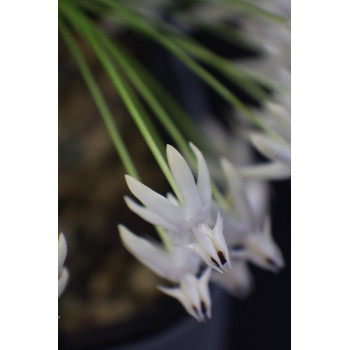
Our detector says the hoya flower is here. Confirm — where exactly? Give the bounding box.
[58,233,69,298]
[119,225,212,322]
[124,143,230,273]
[219,158,284,273]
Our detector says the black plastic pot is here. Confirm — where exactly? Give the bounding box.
[59,285,234,350]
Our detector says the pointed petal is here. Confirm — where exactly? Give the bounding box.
[192,226,219,263]
[246,232,285,272]
[192,224,230,272]
[244,180,269,227]
[250,133,291,164]
[180,274,201,311]
[166,145,204,222]
[118,225,178,282]
[124,196,179,233]
[185,243,223,274]
[157,285,201,322]
[200,266,212,285]
[198,268,212,319]
[125,175,186,230]
[221,158,252,222]
[238,162,291,180]
[58,233,67,276]
[166,193,180,207]
[189,143,212,216]
[58,267,69,298]
[212,212,231,268]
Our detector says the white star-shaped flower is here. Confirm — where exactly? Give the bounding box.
[119,225,212,321]
[220,158,284,273]
[124,143,230,273]
[158,269,212,322]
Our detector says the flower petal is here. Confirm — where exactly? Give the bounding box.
[189,143,212,217]
[212,212,231,268]
[158,270,212,322]
[197,268,212,319]
[157,284,201,322]
[119,225,178,283]
[238,162,291,180]
[125,175,186,230]
[192,225,229,272]
[250,133,291,164]
[166,145,204,223]
[184,243,223,274]
[124,196,179,233]
[221,158,252,223]
[166,193,180,206]
[246,226,285,273]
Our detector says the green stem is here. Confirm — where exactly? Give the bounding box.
[116,47,206,151]
[94,31,230,211]
[170,35,269,102]
[99,34,191,158]
[60,1,236,213]
[60,2,184,205]
[60,3,177,251]
[114,10,270,101]
[97,0,270,133]
[59,19,139,179]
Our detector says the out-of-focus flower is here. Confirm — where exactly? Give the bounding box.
[58,233,69,299]
[119,225,212,321]
[243,216,284,272]
[220,158,284,273]
[158,269,212,322]
[237,11,290,84]
[125,144,230,273]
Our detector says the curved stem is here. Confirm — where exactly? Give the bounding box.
[59,19,139,179]
[60,2,184,205]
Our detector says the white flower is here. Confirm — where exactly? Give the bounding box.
[124,143,230,273]
[243,216,284,273]
[158,269,212,322]
[119,225,212,321]
[58,233,69,299]
[220,158,284,272]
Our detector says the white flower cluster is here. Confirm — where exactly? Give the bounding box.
[118,0,291,323]
[119,141,286,321]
